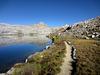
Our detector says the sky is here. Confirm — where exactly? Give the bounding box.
[0,0,100,26]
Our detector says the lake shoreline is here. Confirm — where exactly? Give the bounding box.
[0,36,52,75]
[6,42,52,75]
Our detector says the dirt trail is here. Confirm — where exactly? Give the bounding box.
[57,41,73,75]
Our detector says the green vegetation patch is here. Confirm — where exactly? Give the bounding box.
[13,63,41,75]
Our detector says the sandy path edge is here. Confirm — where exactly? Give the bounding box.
[57,41,73,75]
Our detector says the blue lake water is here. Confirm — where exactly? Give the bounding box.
[0,35,51,73]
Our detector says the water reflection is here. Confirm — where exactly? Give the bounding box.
[0,35,51,46]
[0,35,51,73]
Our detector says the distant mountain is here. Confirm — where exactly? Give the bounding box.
[0,23,53,36]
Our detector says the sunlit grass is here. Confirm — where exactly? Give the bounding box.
[12,35,66,75]
[12,34,100,75]
[64,38,100,75]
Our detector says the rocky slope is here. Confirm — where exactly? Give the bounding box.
[57,16,100,39]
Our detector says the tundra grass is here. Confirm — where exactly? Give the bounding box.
[12,36,66,75]
[12,34,100,75]
[63,36,100,75]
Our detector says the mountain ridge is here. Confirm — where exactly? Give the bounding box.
[0,16,100,39]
